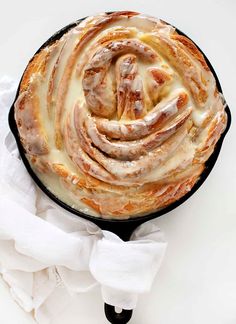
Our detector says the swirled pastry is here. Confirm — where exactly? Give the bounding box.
[14,11,227,219]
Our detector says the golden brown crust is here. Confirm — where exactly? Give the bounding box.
[15,88,49,155]
[20,52,44,92]
[171,34,210,71]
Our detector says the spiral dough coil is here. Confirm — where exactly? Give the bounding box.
[15,11,227,219]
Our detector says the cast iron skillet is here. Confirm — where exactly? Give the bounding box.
[9,12,231,324]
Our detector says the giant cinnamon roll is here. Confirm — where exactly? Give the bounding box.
[14,11,227,219]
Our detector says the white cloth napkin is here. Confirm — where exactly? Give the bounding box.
[0,76,167,324]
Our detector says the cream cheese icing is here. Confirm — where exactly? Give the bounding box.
[14,11,227,219]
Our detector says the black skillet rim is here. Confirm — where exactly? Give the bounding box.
[8,12,232,232]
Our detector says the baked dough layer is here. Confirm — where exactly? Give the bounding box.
[15,12,227,219]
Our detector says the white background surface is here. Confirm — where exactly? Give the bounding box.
[0,0,236,323]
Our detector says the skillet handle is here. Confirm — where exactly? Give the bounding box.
[95,219,144,323]
[103,224,138,323]
[104,303,133,324]
[103,223,136,324]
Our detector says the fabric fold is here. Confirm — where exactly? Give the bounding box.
[0,76,167,323]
